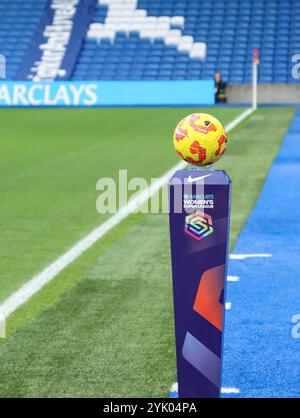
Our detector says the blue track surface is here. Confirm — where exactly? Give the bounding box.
[222,107,300,398]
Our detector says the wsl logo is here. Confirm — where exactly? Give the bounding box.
[184,211,213,241]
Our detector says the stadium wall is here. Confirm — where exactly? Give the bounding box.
[228,84,300,104]
[0,80,214,107]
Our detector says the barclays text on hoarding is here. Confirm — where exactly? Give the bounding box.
[0,80,214,107]
[0,82,98,106]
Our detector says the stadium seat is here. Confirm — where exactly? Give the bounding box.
[0,0,48,79]
[2,0,299,84]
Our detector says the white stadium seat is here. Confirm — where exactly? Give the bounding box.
[165,35,180,46]
[89,0,207,59]
[171,16,185,27]
[157,16,171,24]
[190,43,207,60]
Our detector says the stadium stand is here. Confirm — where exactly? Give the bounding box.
[0,0,47,80]
[71,0,300,83]
[1,0,300,83]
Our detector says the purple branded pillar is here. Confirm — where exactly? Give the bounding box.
[169,169,231,398]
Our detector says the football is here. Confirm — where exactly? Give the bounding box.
[173,113,227,166]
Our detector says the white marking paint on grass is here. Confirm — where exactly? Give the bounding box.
[225,302,232,311]
[230,253,272,260]
[0,160,186,319]
[224,107,254,132]
[0,107,256,320]
[227,275,240,282]
[169,382,240,396]
[0,314,5,338]
[170,382,178,393]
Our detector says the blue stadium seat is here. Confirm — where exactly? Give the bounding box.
[3,0,296,83]
[0,0,48,79]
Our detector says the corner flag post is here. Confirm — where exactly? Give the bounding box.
[252,48,259,110]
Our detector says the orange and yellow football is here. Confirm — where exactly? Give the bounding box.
[173,113,227,166]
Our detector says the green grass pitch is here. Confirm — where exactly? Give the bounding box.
[0,106,295,397]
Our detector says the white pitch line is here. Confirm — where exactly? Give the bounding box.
[0,314,5,339]
[227,275,240,282]
[230,253,272,260]
[170,382,178,393]
[224,107,254,132]
[0,160,186,319]
[169,382,240,395]
[0,107,256,320]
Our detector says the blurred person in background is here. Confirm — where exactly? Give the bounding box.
[214,72,227,103]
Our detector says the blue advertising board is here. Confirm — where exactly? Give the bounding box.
[0,81,214,107]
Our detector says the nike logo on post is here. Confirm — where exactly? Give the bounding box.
[187,174,213,183]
